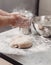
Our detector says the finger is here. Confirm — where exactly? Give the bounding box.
[11,13,28,20]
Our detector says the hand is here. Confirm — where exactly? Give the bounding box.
[0,10,30,28]
[9,13,30,28]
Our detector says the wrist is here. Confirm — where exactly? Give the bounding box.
[8,16,17,26]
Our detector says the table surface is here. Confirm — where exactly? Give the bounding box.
[0,28,51,65]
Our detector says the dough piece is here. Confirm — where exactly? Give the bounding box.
[10,35,32,49]
[34,23,51,37]
[38,24,44,30]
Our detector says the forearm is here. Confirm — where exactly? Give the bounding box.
[0,15,10,27]
[0,9,10,16]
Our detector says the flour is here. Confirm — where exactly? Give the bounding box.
[0,28,51,55]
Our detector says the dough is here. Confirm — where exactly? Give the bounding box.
[34,23,51,37]
[10,35,32,49]
[38,24,44,30]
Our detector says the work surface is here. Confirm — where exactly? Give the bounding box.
[0,28,51,65]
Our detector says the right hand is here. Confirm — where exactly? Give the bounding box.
[0,10,30,28]
[9,13,31,28]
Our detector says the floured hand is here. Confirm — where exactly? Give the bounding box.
[10,13,30,28]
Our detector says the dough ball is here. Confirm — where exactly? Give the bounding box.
[38,24,44,30]
[10,35,33,49]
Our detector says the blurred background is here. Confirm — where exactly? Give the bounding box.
[0,0,51,15]
[39,0,51,15]
[0,0,37,13]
